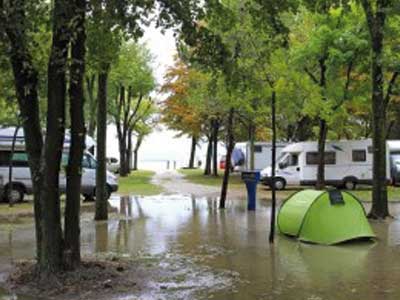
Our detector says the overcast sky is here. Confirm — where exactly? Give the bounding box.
[107,23,209,167]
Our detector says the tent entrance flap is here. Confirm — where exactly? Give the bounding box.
[329,190,345,206]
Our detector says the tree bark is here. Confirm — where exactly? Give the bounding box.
[316,119,328,190]
[212,120,219,177]
[188,135,197,169]
[126,128,133,173]
[40,0,72,273]
[2,0,44,265]
[361,0,389,218]
[64,0,86,270]
[95,70,109,221]
[204,135,212,175]
[133,134,143,171]
[219,109,235,209]
[85,74,97,137]
[269,91,277,243]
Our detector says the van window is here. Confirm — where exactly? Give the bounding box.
[0,151,29,167]
[279,154,299,169]
[306,152,336,165]
[254,145,263,153]
[353,150,366,162]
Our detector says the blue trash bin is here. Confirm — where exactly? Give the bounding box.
[241,171,260,211]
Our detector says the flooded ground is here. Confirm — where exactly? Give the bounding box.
[1,194,400,299]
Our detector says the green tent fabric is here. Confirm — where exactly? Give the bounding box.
[277,190,375,245]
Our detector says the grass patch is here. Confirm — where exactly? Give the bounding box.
[351,186,400,202]
[118,170,163,196]
[178,168,243,188]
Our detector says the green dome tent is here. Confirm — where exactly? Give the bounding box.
[277,190,375,245]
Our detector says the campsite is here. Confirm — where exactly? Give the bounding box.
[1,0,400,300]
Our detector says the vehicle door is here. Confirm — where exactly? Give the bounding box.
[82,153,96,191]
[277,153,301,185]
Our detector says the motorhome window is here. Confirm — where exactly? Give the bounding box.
[254,145,263,153]
[306,152,336,165]
[291,154,299,166]
[352,150,366,162]
[11,152,29,167]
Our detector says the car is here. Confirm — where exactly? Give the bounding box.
[0,150,118,203]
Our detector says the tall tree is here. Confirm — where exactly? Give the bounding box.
[360,0,398,218]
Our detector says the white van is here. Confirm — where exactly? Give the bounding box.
[0,127,118,202]
[234,142,287,171]
[260,139,390,190]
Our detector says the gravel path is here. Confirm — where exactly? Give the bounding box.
[152,170,222,197]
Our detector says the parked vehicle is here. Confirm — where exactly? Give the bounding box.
[234,142,287,171]
[106,157,120,173]
[260,139,390,190]
[0,127,118,202]
[219,155,226,170]
[388,141,400,185]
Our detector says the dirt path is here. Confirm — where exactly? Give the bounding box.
[152,170,223,197]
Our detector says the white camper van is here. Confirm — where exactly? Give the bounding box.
[0,127,118,202]
[260,139,390,190]
[234,142,287,171]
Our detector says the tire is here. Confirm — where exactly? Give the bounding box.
[91,186,111,201]
[343,178,357,190]
[270,178,286,191]
[5,184,24,203]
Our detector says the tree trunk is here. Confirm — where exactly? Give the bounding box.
[85,74,97,137]
[3,0,44,266]
[95,70,109,221]
[316,119,328,190]
[361,0,389,218]
[126,129,133,173]
[40,0,72,273]
[219,109,235,209]
[188,136,197,169]
[269,91,277,243]
[133,135,143,171]
[212,120,219,177]
[249,122,255,170]
[64,0,86,270]
[204,135,212,175]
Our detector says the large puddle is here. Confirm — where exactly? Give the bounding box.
[1,194,400,299]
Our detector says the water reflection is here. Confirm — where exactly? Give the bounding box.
[2,195,400,299]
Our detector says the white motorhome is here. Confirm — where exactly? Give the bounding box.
[234,142,287,171]
[260,139,390,190]
[0,127,118,202]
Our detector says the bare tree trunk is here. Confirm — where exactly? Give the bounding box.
[64,0,86,270]
[361,0,389,219]
[126,128,133,173]
[95,70,109,221]
[269,91,277,243]
[219,109,234,209]
[85,74,97,137]
[204,135,212,176]
[2,0,44,265]
[212,120,219,177]
[188,136,197,169]
[133,134,143,171]
[316,119,328,190]
[40,0,72,273]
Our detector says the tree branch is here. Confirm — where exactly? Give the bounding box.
[384,71,399,108]
[304,67,319,85]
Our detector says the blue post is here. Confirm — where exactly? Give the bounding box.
[241,171,260,211]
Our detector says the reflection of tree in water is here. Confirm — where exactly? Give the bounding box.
[95,222,109,253]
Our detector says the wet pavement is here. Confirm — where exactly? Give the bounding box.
[1,194,400,299]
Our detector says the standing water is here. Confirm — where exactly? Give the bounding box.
[1,195,400,299]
